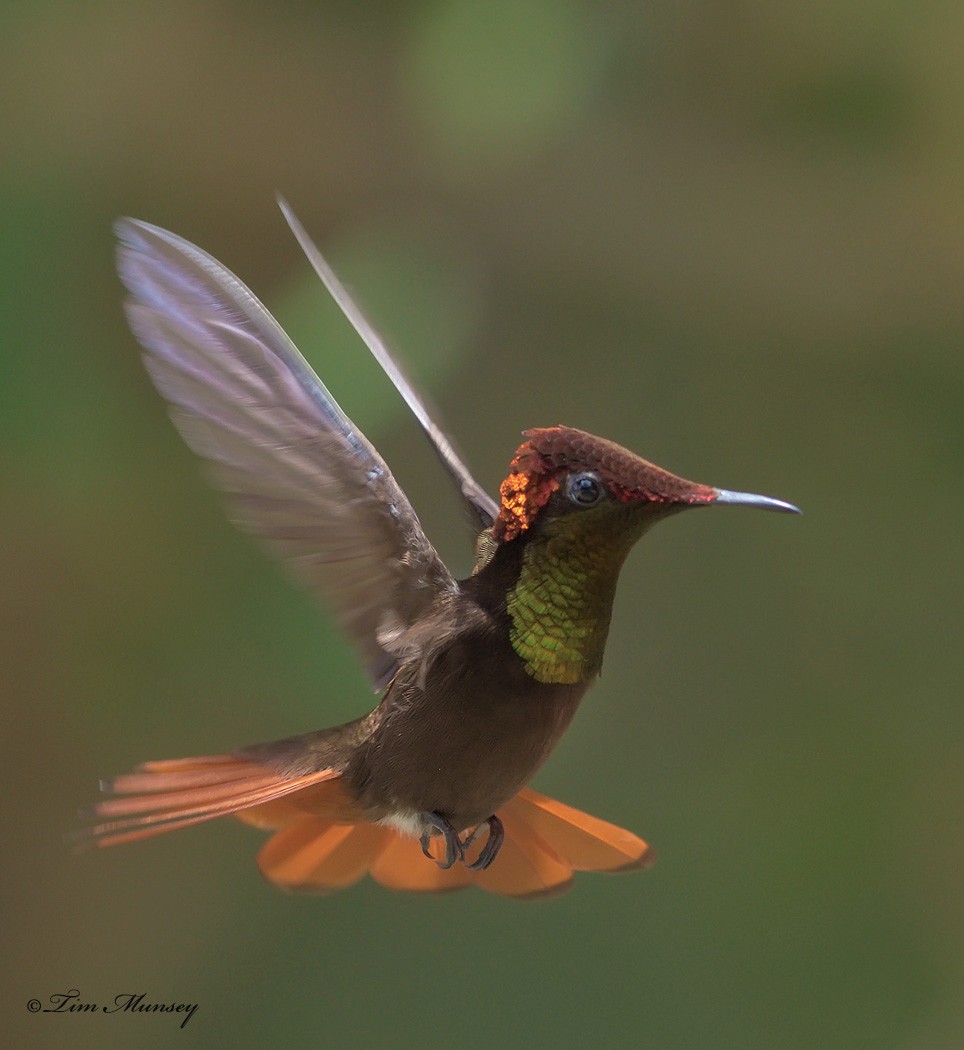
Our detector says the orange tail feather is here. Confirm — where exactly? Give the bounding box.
[81,755,348,848]
[369,834,474,893]
[256,820,391,893]
[504,788,654,873]
[472,810,575,898]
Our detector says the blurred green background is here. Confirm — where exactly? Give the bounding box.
[3,2,961,1048]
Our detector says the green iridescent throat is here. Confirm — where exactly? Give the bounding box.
[505,507,646,685]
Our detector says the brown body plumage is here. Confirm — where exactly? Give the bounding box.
[245,616,585,833]
[83,205,798,898]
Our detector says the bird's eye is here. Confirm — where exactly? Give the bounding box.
[566,471,605,507]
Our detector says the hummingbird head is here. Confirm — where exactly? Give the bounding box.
[474,426,799,685]
[493,425,799,544]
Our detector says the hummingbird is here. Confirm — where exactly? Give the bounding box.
[83,201,800,899]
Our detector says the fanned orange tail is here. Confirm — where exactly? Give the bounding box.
[252,786,654,899]
[84,760,653,899]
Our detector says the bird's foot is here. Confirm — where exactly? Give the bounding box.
[419,812,464,869]
[461,815,504,871]
[418,812,505,870]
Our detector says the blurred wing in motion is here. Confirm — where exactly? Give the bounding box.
[278,198,498,530]
[116,217,458,690]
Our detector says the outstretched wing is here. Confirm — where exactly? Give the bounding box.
[277,198,499,530]
[116,217,458,690]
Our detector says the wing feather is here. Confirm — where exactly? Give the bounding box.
[116,218,457,690]
[277,198,499,529]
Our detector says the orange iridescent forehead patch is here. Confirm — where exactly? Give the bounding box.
[497,469,560,542]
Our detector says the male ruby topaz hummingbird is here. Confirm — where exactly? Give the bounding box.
[84,201,800,898]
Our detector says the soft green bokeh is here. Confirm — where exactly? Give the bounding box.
[404,0,604,170]
[2,3,961,1049]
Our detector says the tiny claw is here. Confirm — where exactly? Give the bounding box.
[419,812,465,870]
[462,815,504,871]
